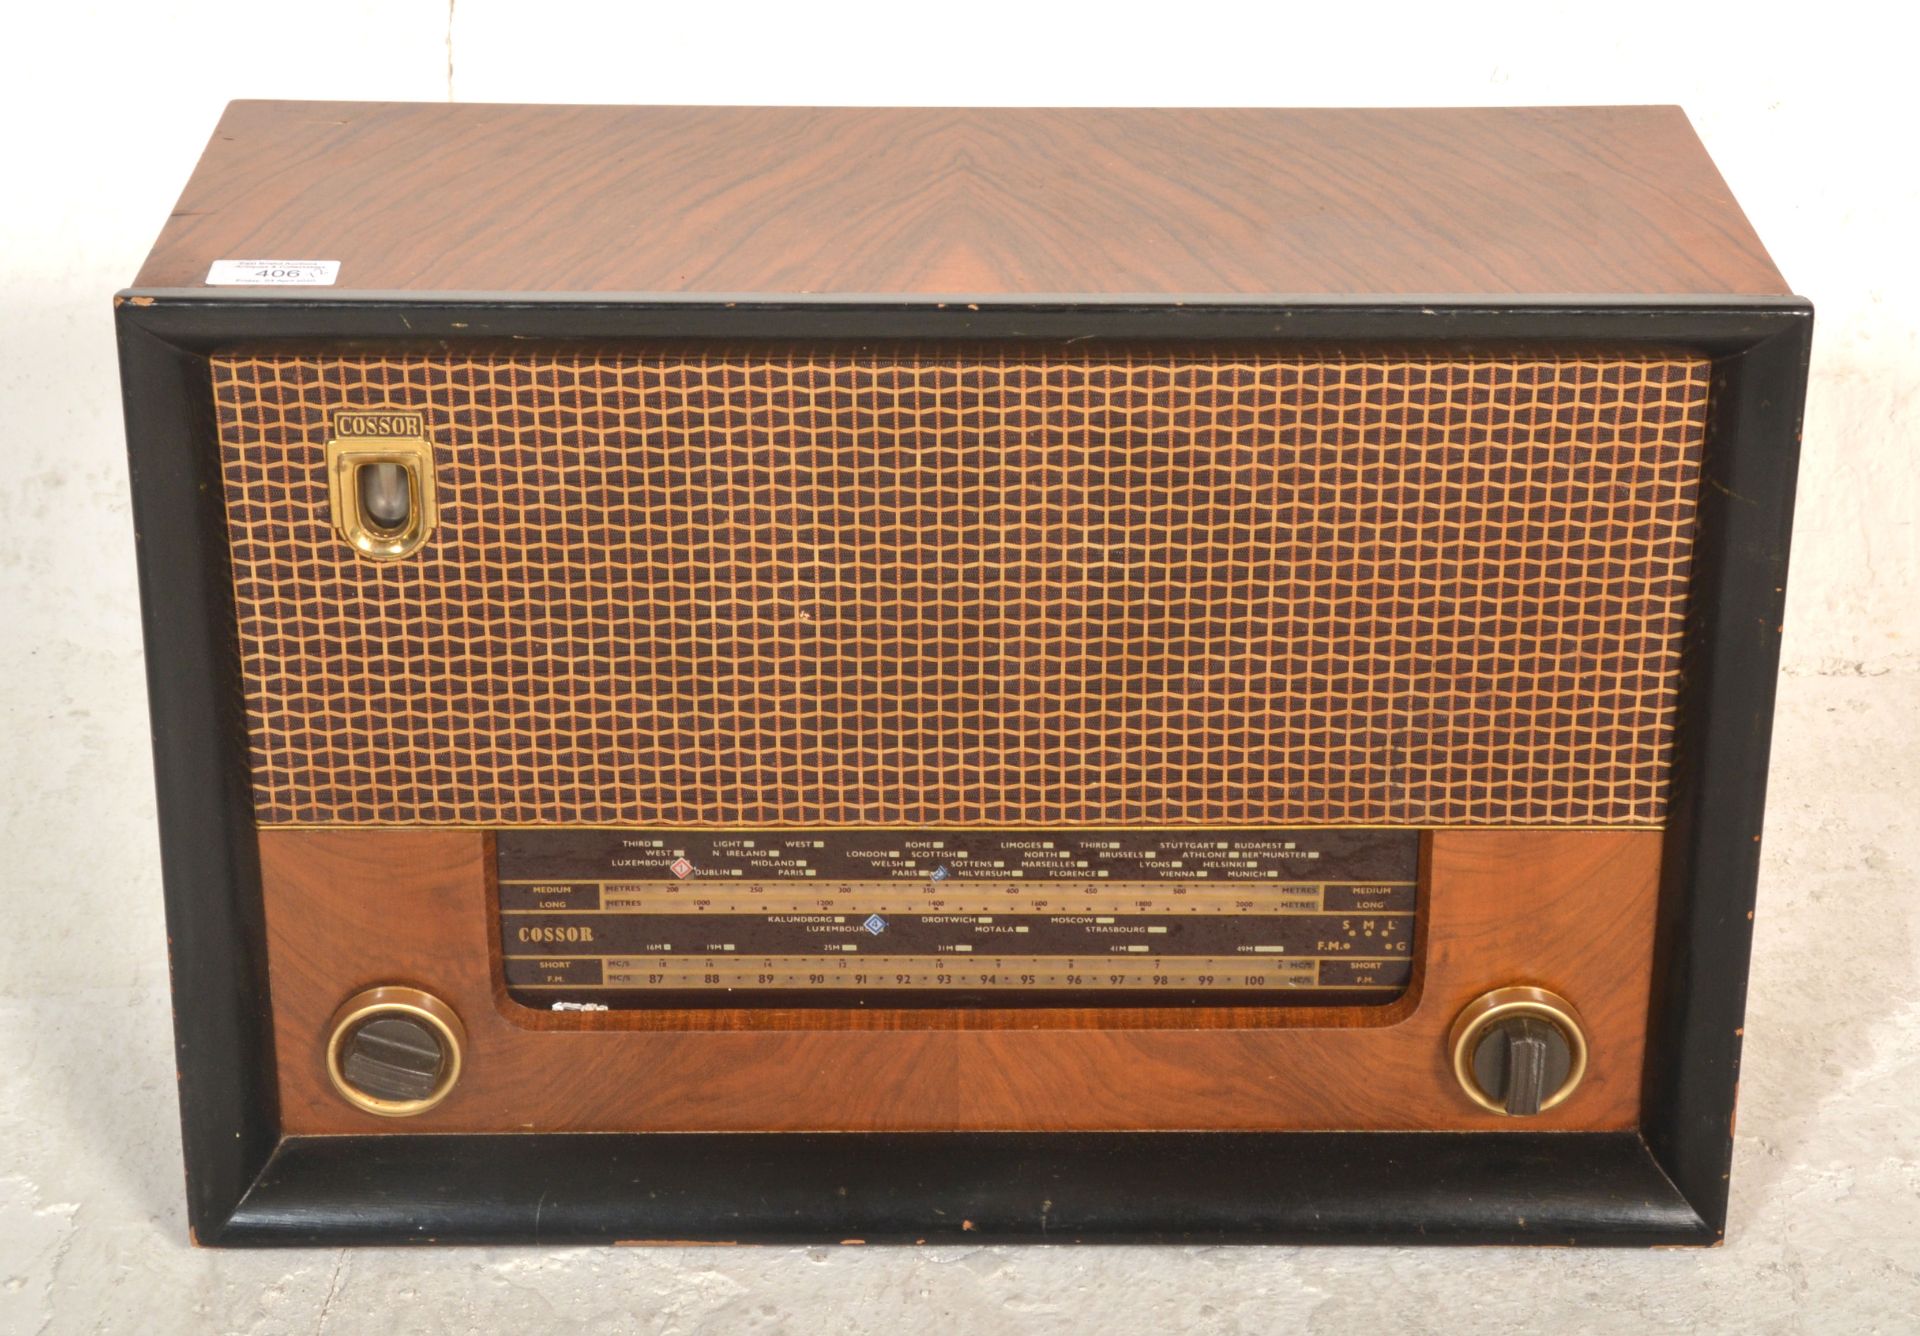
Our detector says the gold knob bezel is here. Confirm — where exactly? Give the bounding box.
[324,985,466,1118]
[1448,985,1588,1116]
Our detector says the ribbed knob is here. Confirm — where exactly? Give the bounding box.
[339,1014,445,1102]
[325,986,466,1117]
[1468,1015,1575,1116]
[1448,986,1588,1117]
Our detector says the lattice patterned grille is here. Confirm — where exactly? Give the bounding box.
[213,349,1708,827]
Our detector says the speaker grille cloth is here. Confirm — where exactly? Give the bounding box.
[214,350,1708,828]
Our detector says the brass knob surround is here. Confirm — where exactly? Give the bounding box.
[324,985,465,1118]
[1448,985,1589,1116]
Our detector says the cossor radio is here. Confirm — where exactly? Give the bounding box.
[117,101,1810,1246]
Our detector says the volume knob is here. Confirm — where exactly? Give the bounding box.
[325,986,466,1117]
[1448,987,1588,1116]
[341,1015,444,1101]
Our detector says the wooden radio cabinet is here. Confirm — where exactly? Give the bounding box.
[116,102,1809,1246]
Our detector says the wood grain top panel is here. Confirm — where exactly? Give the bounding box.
[133,101,1788,298]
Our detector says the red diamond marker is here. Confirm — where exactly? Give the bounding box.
[670,857,694,879]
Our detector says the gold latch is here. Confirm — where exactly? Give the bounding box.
[325,410,436,560]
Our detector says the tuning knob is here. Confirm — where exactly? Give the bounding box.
[325,986,465,1117]
[1448,986,1588,1116]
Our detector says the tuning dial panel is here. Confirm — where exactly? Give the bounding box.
[324,986,465,1117]
[1448,986,1588,1116]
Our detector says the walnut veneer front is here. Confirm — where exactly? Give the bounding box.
[261,828,1658,1135]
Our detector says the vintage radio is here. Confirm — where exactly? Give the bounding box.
[117,102,1809,1246]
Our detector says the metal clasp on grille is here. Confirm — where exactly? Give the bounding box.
[325,412,436,561]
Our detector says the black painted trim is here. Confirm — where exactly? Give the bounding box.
[115,295,1810,1247]
[228,1132,1707,1247]
[1642,316,1813,1235]
[116,294,1800,350]
[115,313,279,1241]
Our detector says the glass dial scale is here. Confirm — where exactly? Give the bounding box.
[498,828,1417,1007]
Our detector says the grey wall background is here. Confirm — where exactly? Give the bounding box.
[1,2,1915,1332]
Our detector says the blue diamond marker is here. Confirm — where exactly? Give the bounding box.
[929,866,950,883]
[863,914,888,935]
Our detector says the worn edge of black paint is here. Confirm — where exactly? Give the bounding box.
[113,294,1810,1247]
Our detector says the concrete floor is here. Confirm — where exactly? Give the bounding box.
[0,667,1912,1333]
